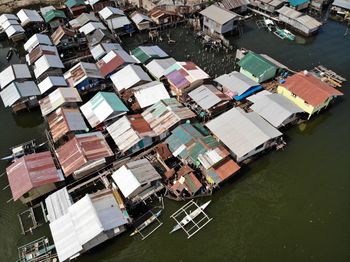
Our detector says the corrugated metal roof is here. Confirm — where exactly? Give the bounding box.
[40,6,56,16]
[33,54,64,79]
[64,62,103,87]
[141,98,196,136]
[112,159,161,198]
[215,71,259,96]
[51,26,75,45]
[45,187,73,223]
[288,0,309,6]
[145,57,177,79]
[333,0,350,9]
[0,64,31,89]
[217,0,249,10]
[280,71,343,107]
[39,88,82,116]
[17,9,43,26]
[38,75,68,94]
[198,145,230,169]
[6,151,63,201]
[188,84,228,110]
[24,34,52,52]
[73,12,99,27]
[99,6,125,20]
[1,19,20,30]
[26,44,58,65]
[80,92,129,128]
[130,12,152,25]
[5,25,25,38]
[79,21,106,35]
[107,114,155,152]
[238,52,278,80]
[200,5,239,25]
[86,28,113,46]
[110,64,152,92]
[0,81,40,107]
[90,42,123,61]
[133,81,170,109]
[248,91,304,127]
[131,45,168,64]
[43,9,67,23]
[295,15,322,30]
[206,158,240,184]
[106,16,131,30]
[56,131,113,177]
[277,6,302,18]
[0,14,18,24]
[206,108,282,159]
[65,0,85,8]
[97,50,136,77]
[48,107,88,142]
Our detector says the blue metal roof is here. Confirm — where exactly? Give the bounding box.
[288,0,309,7]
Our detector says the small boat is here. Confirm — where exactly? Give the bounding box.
[130,210,162,237]
[6,48,13,61]
[170,200,211,234]
[263,17,274,32]
[274,28,295,41]
[1,140,47,161]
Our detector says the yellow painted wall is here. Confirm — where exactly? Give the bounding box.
[277,85,331,118]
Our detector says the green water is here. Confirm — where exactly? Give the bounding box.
[0,19,349,261]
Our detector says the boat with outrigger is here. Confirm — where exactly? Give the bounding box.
[1,139,47,161]
[130,209,163,239]
[274,27,295,41]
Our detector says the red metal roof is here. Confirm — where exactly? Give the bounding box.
[282,72,344,107]
[55,132,113,177]
[128,114,153,134]
[210,158,240,181]
[6,151,62,201]
[97,51,126,77]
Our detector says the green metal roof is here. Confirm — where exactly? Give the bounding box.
[91,92,129,112]
[65,0,85,8]
[43,10,67,23]
[131,47,150,64]
[238,52,278,77]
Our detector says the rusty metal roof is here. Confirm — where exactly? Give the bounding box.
[51,26,75,45]
[47,107,88,142]
[6,151,63,201]
[55,132,113,177]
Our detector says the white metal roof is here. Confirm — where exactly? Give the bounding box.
[145,57,177,79]
[38,76,68,94]
[79,21,106,35]
[130,12,152,25]
[206,108,282,159]
[1,19,19,30]
[0,64,31,89]
[188,84,223,110]
[248,91,303,127]
[100,49,136,64]
[133,81,170,109]
[215,71,259,96]
[110,64,152,92]
[106,16,131,29]
[112,159,161,198]
[0,81,40,107]
[24,34,53,52]
[90,42,123,61]
[17,9,43,26]
[99,6,125,20]
[45,187,73,223]
[0,14,18,25]
[33,55,64,79]
[5,25,25,38]
[200,5,239,25]
[64,62,104,87]
[277,6,302,19]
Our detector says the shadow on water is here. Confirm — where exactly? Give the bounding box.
[11,109,44,129]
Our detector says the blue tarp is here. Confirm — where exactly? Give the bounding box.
[233,85,264,101]
[288,0,309,7]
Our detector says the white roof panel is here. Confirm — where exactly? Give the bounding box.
[24,34,52,52]
[133,81,170,108]
[34,55,64,79]
[131,12,152,25]
[188,84,223,110]
[0,14,18,24]
[145,57,177,79]
[0,81,40,107]
[17,9,43,26]
[45,187,73,223]
[38,76,67,94]
[90,42,123,61]
[99,6,124,20]
[0,64,31,89]
[200,5,239,25]
[215,71,259,96]
[5,25,24,38]
[79,21,106,35]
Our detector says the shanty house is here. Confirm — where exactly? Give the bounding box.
[64,62,104,91]
[47,107,88,142]
[131,45,168,64]
[43,9,67,29]
[216,0,249,13]
[248,90,304,128]
[149,8,180,25]
[0,64,32,89]
[37,76,68,95]
[112,159,162,202]
[288,0,310,10]
[87,0,110,11]
[86,28,114,47]
[200,5,240,35]
[55,132,114,178]
[238,52,279,83]
[107,114,156,154]
[332,0,350,15]
[80,92,129,128]
[6,151,64,204]
[25,44,59,66]
[277,71,344,118]
[206,107,282,162]
[24,34,53,53]
[33,54,65,81]
[255,0,285,13]
[0,14,25,41]
[164,61,210,101]
[65,0,87,17]
[214,71,263,100]
[0,81,40,111]
[79,21,107,35]
[39,88,82,116]
[49,191,128,262]
[141,98,196,139]
[277,6,322,36]
[90,42,123,61]
[69,13,99,29]
[17,9,44,30]
[130,12,153,30]
[97,50,137,77]
[51,26,78,51]
[188,84,231,117]
[110,64,152,92]
[169,165,203,197]
[145,57,177,80]
[98,7,132,32]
